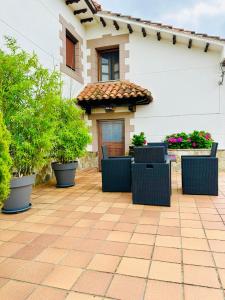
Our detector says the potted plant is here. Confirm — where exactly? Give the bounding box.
[0,112,12,209]
[51,99,91,188]
[129,132,147,156]
[0,37,60,213]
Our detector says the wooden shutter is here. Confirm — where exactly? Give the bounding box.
[66,36,75,70]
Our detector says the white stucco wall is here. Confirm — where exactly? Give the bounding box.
[127,33,225,148]
[0,0,87,98]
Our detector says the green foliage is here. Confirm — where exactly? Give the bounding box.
[0,112,12,206]
[189,131,213,149]
[0,37,61,176]
[165,131,213,149]
[52,99,92,164]
[132,132,147,146]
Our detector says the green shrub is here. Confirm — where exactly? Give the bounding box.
[132,132,147,146]
[189,131,213,149]
[52,99,91,164]
[165,130,213,149]
[0,112,12,206]
[0,37,61,176]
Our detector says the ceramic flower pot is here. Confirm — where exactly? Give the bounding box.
[52,161,78,188]
[2,174,35,214]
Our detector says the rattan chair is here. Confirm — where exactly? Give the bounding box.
[181,143,219,195]
[132,146,171,206]
[101,145,132,192]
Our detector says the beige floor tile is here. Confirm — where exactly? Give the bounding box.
[125,244,153,259]
[183,249,214,267]
[184,285,224,300]
[145,280,183,300]
[72,270,113,296]
[153,246,181,263]
[86,229,110,240]
[0,258,28,278]
[0,280,35,300]
[100,214,121,222]
[10,232,39,244]
[65,227,89,238]
[117,256,150,277]
[66,292,102,300]
[130,233,155,245]
[182,237,210,251]
[106,274,146,300]
[114,222,136,233]
[155,235,181,248]
[218,268,225,289]
[60,250,93,268]
[181,227,205,238]
[149,261,182,283]
[0,242,24,257]
[87,253,120,273]
[0,230,20,242]
[13,261,53,284]
[35,247,68,264]
[157,226,180,237]
[43,265,83,290]
[107,231,132,243]
[27,286,67,300]
[183,265,220,288]
[98,240,128,256]
[213,252,225,268]
[208,240,225,252]
[205,229,225,240]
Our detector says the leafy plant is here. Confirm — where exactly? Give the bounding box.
[52,99,91,164]
[0,37,61,176]
[189,131,213,149]
[0,112,12,206]
[132,132,147,146]
[165,131,213,149]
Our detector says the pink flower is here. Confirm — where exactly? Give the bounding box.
[144,140,147,145]
[177,137,183,143]
[192,142,197,148]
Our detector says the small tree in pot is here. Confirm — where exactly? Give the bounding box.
[0,37,61,213]
[51,99,91,188]
[0,112,12,209]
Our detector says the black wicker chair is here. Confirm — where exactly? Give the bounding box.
[132,146,171,206]
[101,145,132,192]
[132,162,171,206]
[134,146,166,163]
[147,142,168,154]
[181,143,219,195]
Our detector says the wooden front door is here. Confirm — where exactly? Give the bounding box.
[98,119,125,170]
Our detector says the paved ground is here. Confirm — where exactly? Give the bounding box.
[0,169,225,300]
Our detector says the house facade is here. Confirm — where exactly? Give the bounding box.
[1,0,225,167]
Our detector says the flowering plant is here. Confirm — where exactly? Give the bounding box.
[132,132,147,146]
[165,131,213,149]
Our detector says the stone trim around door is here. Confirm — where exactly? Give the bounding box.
[87,34,130,83]
[59,14,84,84]
[88,112,134,154]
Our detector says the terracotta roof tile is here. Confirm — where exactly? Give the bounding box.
[77,80,153,103]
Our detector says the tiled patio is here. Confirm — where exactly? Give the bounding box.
[0,169,225,300]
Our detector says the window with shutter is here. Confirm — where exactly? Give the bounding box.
[66,30,77,71]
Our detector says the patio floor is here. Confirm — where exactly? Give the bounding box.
[0,169,225,300]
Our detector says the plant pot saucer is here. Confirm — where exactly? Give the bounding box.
[2,203,32,214]
[56,183,75,188]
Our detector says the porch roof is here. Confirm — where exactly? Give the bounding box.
[77,80,153,109]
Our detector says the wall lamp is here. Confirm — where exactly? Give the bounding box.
[219,59,225,86]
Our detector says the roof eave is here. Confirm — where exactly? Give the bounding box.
[96,11,225,47]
